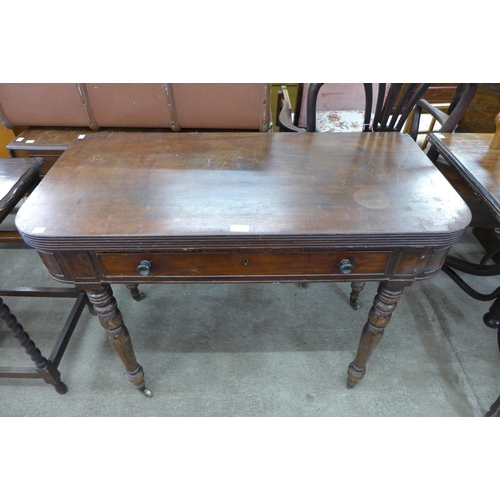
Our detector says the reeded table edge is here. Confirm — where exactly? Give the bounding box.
[18,229,468,252]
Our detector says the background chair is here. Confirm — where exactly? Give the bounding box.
[0,157,89,393]
[278,83,475,138]
[289,83,382,132]
[408,83,480,158]
[278,83,390,133]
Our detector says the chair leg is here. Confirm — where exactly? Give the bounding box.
[479,232,500,265]
[441,256,500,352]
[480,247,500,265]
[482,297,500,352]
[483,296,500,330]
[0,297,67,394]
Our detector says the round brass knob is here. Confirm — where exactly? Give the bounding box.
[137,260,152,276]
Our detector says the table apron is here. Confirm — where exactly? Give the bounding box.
[36,246,452,285]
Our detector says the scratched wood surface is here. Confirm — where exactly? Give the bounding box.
[428,132,500,222]
[16,131,471,248]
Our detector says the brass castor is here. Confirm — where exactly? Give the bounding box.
[140,387,153,398]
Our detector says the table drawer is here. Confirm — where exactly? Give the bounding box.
[96,250,393,279]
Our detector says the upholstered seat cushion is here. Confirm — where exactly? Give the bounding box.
[315,110,439,134]
[316,110,369,132]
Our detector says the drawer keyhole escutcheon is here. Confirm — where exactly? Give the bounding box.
[243,258,249,266]
[137,260,152,276]
[339,259,354,274]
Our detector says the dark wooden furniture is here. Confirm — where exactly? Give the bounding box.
[409,84,480,161]
[6,128,98,176]
[278,83,477,137]
[455,84,500,134]
[0,157,89,393]
[427,130,500,320]
[417,85,499,256]
[427,130,500,267]
[282,83,457,131]
[282,83,383,131]
[1,157,41,241]
[15,131,471,397]
[427,129,500,417]
[278,83,418,133]
[427,130,500,227]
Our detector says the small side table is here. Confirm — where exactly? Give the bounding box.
[427,131,500,341]
[427,123,500,416]
[0,157,89,393]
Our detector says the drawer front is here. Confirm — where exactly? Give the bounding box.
[96,250,393,280]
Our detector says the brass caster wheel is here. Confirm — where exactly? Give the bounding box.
[140,387,153,398]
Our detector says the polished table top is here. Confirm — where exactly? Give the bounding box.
[16,131,471,250]
[427,132,500,221]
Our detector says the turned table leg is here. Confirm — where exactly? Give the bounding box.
[126,284,146,302]
[350,282,366,310]
[347,281,410,387]
[85,285,152,397]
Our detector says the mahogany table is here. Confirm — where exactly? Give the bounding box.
[15,131,471,397]
[427,131,500,417]
[427,132,500,320]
